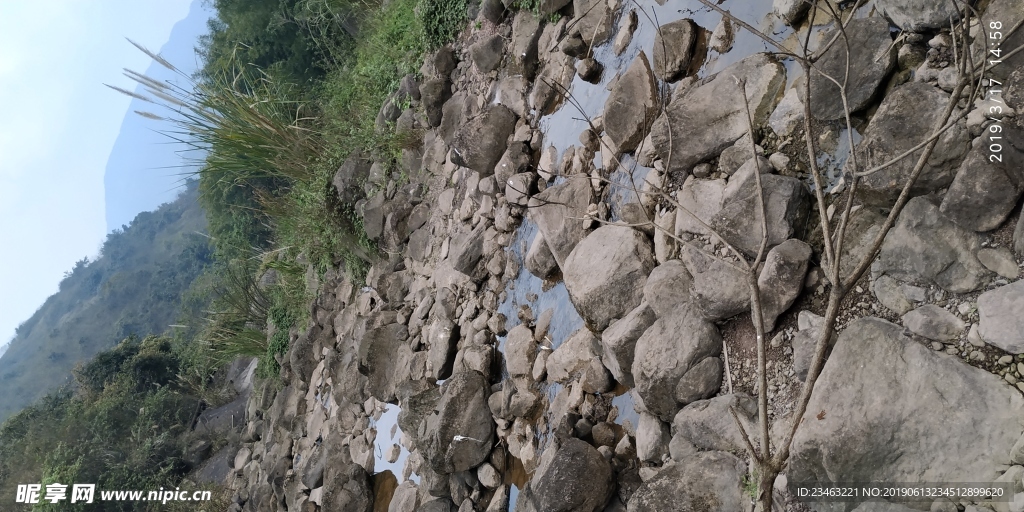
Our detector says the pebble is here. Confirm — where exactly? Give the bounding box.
[1018,383,1024,393]
[1019,363,1024,375]
[930,342,944,351]
[1006,374,1019,385]
[999,355,1014,365]
[970,351,985,361]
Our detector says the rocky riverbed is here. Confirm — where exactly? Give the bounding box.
[217,0,1024,510]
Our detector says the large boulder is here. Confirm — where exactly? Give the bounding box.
[712,157,811,257]
[451,105,517,176]
[333,152,372,205]
[514,438,614,512]
[601,303,657,388]
[873,196,992,293]
[652,19,697,82]
[603,52,659,153]
[422,370,495,474]
[627,451,750,512]
[757,239,812,331]
[856,82,969,206]
[651,53,786,174]
[940,125,1024,232]
[978,280,1024,354]
[527,175,593,269]
[504,324,537,376]
[679,242,749,322]
[563,225,657,331]
[469,34,504,73]
[875,0,962,30]
[672,393,758,454]
[357,323,412,403]
[642,260,693,318]
[547,328,602,383]
[569,0,614,47]
[788,318,1024,511]
[509,12,543,78]
[633,304,722,422]
[807,18,895,121]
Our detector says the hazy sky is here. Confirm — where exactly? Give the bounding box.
[0,1,193,347]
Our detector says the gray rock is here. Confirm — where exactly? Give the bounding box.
[674,176,727,238]
[712,158,811,258]
[451,105,517,176]
[504,170,534,206]
[788,318,1024,506]
[978,280,1024,354]
[977,247,1020,279]
[603,52,659,152]
[872,275,914,315]
[525,232,559,280]
[320,459,374,512]
[530,46,575,115]
[828,206,885,284]
[773,0,810,25]
[528,175,593,269]
[791,311,836,381]
[546,328,601,383]
[505,325,537,376]
[672,393,758,454]
[564,225,656,331]
[626,451,749,511]
[940,126,1024,232]
[651,53,786,174]
[718,143,752,176]
[420,78,453,128]
[575,57,603,83]
[389,481,419,511]
[491,76,529,119]
[569,0,614,47]
[679,243,750,322]
[601,303,657,388]
[581,358,613,393]
[758,239,812,332]
[875,0,962,30]
[514,438,613,512]
[633,304,722,422]
[470,34,504,73]
[808,18,895,121]
[643,260,693,318]
[636,412,670,463]
[358,323,412,402]
[652,19,697,82]
[422,370,495,474]
[509,12,542,78]
[592,421,617,447]
[334,152,372,205]
[856,82,969,206]
[902,304,965,341]
[873,197,991,293]
[427,316,459,380]
[769,85,805,137]
[448,224,487,277]
[673,356,722,405]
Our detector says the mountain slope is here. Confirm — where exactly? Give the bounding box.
[0,181,212,423]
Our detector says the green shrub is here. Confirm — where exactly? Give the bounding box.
[419,0,467,49]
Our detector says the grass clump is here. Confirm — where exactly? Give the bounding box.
[419,0,468,49]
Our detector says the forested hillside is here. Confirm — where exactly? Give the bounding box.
[0,181,212,422]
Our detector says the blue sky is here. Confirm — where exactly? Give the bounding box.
[0,1,194,348]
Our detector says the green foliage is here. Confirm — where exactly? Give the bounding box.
[0,339,204,511]
[419,0,467,49]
